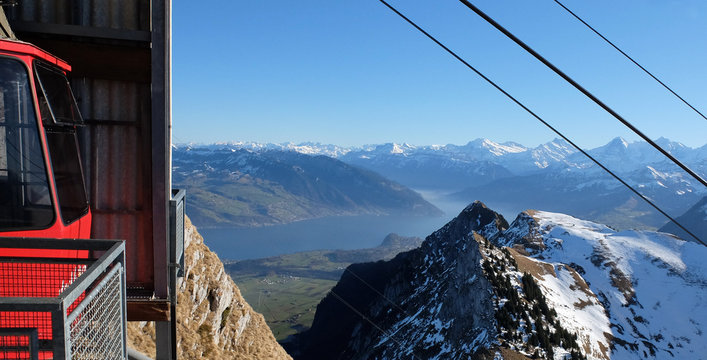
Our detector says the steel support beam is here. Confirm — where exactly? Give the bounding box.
[152,0,173,358]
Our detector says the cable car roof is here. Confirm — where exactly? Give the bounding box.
[0,38,70,71]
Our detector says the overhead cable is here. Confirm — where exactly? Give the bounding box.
[329,289,421,359]
[377,0,705,246]
[458,0,707,190]
[552,0,707,123]
[344,268,411,317]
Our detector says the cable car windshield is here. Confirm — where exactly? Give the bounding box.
[0,58,54,231]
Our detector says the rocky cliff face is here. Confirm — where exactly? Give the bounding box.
[127,217,291,359]
[289,202,510,359]
[292,202,707,359]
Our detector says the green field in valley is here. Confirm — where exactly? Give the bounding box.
[225,234,424,341]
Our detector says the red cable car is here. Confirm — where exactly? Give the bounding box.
[0,1,177,356]
[0,38,91,244]
[0,39,92,358]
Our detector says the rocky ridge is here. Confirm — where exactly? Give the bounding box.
[127,217,291,359]
[292,202,707,359]
[290,202,509,358]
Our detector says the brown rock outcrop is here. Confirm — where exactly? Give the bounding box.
[127,217,291,359]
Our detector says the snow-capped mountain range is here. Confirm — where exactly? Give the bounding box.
[177,137,705,188]
[176,137,579,175]
[172,146,441,228]
[355,137,705,193]
[175,137,706,231]
[290,202,707,359]
[181,141,352,158]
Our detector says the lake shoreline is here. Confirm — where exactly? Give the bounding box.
[200,213,454,262]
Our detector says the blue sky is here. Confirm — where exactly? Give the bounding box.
[173,0,707,148]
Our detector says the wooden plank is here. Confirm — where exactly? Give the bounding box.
[127,300,170,321]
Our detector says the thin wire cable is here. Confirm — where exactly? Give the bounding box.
[343,267,411,317]
[260,299,279,323]
[378,0,705,246]
[344,266,457,345]
[458,0,707,190]
[552,0,707,123]
[329,289,421,360]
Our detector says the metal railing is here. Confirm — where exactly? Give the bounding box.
[170,188,185,278]
[157,188,185,360]
[0,238,126,360]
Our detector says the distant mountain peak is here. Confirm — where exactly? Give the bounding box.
[606,136,630,149]
[379,233,423,248]
[371,142,416,155]
[391,143,409,154]
[655,136,688,154]
[467,138,527,156]
[499,140,526,148]
[452,200,509,237]
[544,137,572,148]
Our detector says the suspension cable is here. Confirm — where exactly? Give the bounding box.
[344,267,411,317]
[377,0,704,246]
[552,0,707,123]
[329,289,421,359]
[458,0,707,190]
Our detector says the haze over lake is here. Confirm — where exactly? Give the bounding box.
[198,192,526,261]
[200,214,445,261]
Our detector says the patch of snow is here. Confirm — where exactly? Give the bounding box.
[536,263,611,360]
[519,211,707,359]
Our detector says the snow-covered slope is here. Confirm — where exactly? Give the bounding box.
[497,210,707,359]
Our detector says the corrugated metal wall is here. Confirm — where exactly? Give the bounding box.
[7,0,169,300]
[13,0,149,30]
[76,78,154,290]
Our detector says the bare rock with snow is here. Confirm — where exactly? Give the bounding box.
[506,210,707,359]
[291,201,707,359]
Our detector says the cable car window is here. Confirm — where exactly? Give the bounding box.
[0,58,54,230]
[43,128,88,224]
[33,63,89,224]
[34,63,83,126]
